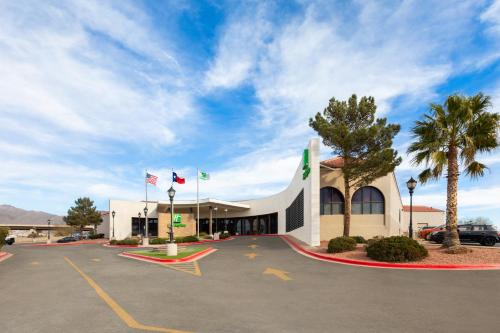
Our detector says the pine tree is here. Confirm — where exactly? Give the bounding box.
[63,197,102,233]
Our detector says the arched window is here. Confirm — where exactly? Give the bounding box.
[320,187,344,215]
[352,186,384,214]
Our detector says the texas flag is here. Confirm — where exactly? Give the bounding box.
[172,172,185,184]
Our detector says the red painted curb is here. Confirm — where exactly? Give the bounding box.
[0,252,13,262]
[0,252,8,258]
[280,235,500,270]
[121,247,214,263]
[104,244,139,248]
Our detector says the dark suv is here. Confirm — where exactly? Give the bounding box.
[430,224,499,246]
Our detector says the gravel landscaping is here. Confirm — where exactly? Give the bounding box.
[315,243,500,265]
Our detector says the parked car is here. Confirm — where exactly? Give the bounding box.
[430,224,499,246]
[4,235,15,245]
[57,236,77,243]
[419,225,445,240]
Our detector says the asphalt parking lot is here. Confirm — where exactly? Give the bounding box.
[1,236,500,333]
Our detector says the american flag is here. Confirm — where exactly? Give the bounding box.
[145,173,158,186]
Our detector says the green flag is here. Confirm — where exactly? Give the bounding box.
[199,171,210,180]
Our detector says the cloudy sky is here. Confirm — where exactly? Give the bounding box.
[1,0,499,224]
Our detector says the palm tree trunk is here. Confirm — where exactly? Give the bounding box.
[444,145,460,248]
[343,177,351,237]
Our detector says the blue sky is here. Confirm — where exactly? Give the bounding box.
[1,0,499,225]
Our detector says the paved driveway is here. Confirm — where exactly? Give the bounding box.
[1,236,500,333]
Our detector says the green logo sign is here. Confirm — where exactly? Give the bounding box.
[302,149,311,180]
[173,214,186,228]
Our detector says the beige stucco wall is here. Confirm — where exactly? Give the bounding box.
[319,168,403,240]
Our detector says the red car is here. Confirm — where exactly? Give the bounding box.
[419,225,445,240]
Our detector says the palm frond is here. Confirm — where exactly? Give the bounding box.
[464,161,488,179]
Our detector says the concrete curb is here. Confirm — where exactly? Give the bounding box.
[119,247,216,263]
[280,235,500,271]
[0,251,13,263]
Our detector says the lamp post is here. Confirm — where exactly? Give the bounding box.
[138,212,142,237]
[111,210,116,239]
[167,186,177,256]
[143,206,149,246]
[224,208,228,233]
[406,177,417,239]
[47,219,51,244]
[213,207,218,234]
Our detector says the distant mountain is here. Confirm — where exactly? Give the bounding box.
[0,204,64,225]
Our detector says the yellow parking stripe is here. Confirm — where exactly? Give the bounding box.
[64,257,192,333]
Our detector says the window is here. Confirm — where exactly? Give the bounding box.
[352,186,384,214]
[320,187,344,215]
[286,190,304,232]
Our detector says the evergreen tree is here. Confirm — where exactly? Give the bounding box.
[310,94,401,236]
[63,197,102,233]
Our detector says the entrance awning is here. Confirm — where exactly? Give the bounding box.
[157,198,250,212]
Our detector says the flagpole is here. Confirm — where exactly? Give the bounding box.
[145,169,148,243]
[197,167,200,239]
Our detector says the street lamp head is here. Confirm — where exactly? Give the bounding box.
[138,212,141,218]
[167,186,176,201]
[143,206,148,215]
[406,177,417,192]
[112,210,115,218]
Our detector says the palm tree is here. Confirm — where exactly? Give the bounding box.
[408,93,499,249]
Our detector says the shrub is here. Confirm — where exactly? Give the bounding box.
[365,236,428,262]
[202,234,212,239]
[350,236,366,244]
[89,233,105,239]
[0,227,9,250]
[149,237,168,245]
[111,238,139,246]
[175,235,199,243]
[219,232,231,239]
[199,232,208,237]
[327,236,357,253]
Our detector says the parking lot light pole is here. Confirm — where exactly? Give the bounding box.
[143,206,149,246]
[406,177,417,239]
[224,208,228,232]
[47,219,51,244]
[111,210,116,239]
[167,186,177,256]
[138,212,142,238]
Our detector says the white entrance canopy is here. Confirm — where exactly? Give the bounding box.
[157,198,250,212]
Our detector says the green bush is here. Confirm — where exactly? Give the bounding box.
[199,232,208,237]
[175,235,199,243]
[219,232,231,239]
[350,236,366,244]
[89,233,105,239]
[110,238,139,246]
[149,237,168,245]
[0,227,9,250]
[327,236,357,253]
[365,236,428,262]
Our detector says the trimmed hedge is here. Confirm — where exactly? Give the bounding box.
[219,232,231,239]
[327,236,357,253]
[365,236,428,262]
[350,236,366,244]
[0,227,9,250]
[175,235,199,243]
[149,237,168,245]
[89,233,105,239]
[110,238,139,246]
